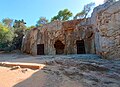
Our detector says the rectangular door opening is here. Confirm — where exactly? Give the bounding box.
[37,44,44,55]
[76,40,86,54]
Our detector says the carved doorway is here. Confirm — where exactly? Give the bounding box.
[37,44,44,55]
[54,40,65,54]
[76,40,86,54]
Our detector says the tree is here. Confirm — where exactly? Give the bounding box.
[36,17,48,27]
[13,19,26,29]
[51,9,73,21]
[74,10,86,19]
[74,2,95,19]
[0,23,14,50]
[12,19,26,49]
[2,18,13,28]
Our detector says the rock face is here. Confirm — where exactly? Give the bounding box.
[22,0,120,59]
[43,57,120,87]
[91,0,120,59]
[22,19,95,55]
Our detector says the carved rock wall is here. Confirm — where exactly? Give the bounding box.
[22,20,95,55]
[22,1,120,58]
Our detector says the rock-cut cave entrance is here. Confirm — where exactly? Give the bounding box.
[76,40,86,54]
[37,44,44,55]
[54,40,65,54]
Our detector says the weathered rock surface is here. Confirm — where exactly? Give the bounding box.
[91,0,120,59]
[0,53,120,87]
[22,0,120,59]
[22,19,95,55]
[42,56,120,87]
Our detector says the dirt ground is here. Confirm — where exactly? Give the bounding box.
[0,53,120,87]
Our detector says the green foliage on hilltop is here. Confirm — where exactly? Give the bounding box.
[74,2,95,19]
[0,2,95,52]
[51,9,73,22]
[36,17,48,27]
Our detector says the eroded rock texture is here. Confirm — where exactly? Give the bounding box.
[22,0,120,59]
[22,19,95,55]
[91,1,120,58]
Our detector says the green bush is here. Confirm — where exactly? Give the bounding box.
[0,23,14,51]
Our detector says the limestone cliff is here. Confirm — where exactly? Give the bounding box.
[22,20,95,55]
[22,0,120,59]
[91,0,120,58]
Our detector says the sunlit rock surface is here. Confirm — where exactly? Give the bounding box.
[22,19,95,55]
[91,0,120,59]
[22,0,120,59]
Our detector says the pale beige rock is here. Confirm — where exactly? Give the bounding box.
[22,0,120,59]
[91,0,120,59]
[22,19,95,55]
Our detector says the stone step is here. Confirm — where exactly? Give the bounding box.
[0,62,45,70]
